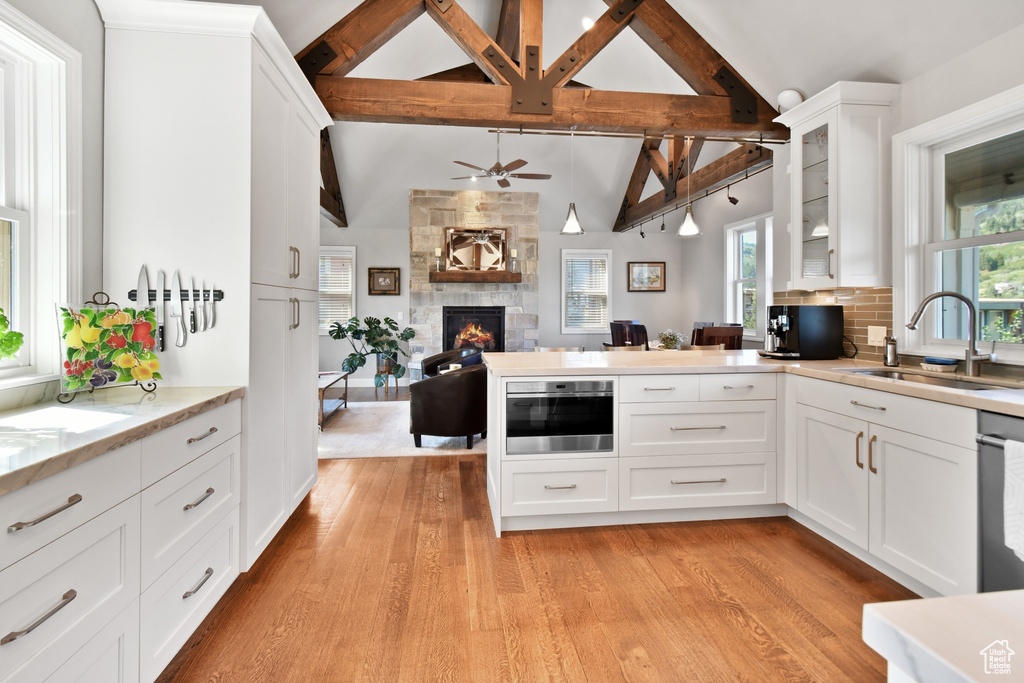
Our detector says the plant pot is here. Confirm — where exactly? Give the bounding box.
[376,353,396,375]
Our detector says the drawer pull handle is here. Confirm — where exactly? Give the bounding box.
[183,487,216,511]
[671,478,726,485]
[544,484,577,490]
[7,494,83,533]
[187,427,219,444]
[670,425,726,431]
[1,589,77,645]
[722,384,754,390]
[643,387,675,391]
[850,400,886,411]
[183,567,215,600]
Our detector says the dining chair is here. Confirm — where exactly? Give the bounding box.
[602,343,647,351]
[699,326,744,349]
[627,323,649,350]
[690,321,714,345]
[609,322,628,346]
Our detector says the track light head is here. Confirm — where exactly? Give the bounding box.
[727,185,739,205]
[640,228,646,239]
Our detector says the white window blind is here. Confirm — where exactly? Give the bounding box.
[562,249,611,334]
[319,247,355,331]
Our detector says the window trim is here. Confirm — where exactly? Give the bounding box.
[894,83,1024,361]
[561,248,612,335]
[318,245,356,335]
[724,213,772,341]
[0,2,82,388]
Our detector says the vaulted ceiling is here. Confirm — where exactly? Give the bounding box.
[203,0,1024,234]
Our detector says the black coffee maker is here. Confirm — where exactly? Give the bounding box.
[762,305,844,360]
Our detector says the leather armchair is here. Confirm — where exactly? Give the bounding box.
[410,363,487,448]
[421,348,482,378]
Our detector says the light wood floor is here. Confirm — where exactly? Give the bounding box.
[158,454,916,682]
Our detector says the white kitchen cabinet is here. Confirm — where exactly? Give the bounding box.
[619,452,775,511]
[98,0,330,572]
[793,378,978,595]
[501,458,618,517]
[776,82,899,289]
[619,401,777,457]
[45,600,140,683]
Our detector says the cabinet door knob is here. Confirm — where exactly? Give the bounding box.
[868,435,878,474]
[855,431,864,469]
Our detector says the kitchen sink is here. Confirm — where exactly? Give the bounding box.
[845,368,1006,391]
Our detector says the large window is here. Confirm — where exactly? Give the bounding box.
[318,246,355,332]
[725,213,772,339]
[561,249,611,334]
[0,5,81,386]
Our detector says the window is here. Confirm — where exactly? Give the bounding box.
[561,249,611,334]
[895,88,1024,361]
[0,5,81,386]
[319,247,355,332]
[725,213,772,339]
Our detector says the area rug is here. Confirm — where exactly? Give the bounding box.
[318,401,487,458]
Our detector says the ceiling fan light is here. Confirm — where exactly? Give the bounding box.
[561,202,585,235]
[677,204,701,237]
[470,175,477,182]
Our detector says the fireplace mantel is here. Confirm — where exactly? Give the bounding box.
[428,270,522,284]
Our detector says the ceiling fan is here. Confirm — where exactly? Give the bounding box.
[452,131,552,188]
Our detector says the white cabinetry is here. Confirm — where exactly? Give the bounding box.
[98,1,331,571]
[776,82,899,289]
[793,377,977,595]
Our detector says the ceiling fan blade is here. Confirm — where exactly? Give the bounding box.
[503,159,528,172]
[497,178,512,189]
[453,160,486,171]
[451,176,482,180]
[508,173,552,180]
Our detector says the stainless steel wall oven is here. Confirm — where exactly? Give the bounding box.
[505,380,614,455]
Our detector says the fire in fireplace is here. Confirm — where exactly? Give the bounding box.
[443,306,505,352]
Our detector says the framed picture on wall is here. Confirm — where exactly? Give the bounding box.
[627,261,666,292]
[368,268,400,295]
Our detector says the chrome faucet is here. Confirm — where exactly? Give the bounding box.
[905,291,990,376]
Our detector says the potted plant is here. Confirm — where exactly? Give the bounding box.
[658,328,683,349]
[0,307,24,360]
[328,316,416,387]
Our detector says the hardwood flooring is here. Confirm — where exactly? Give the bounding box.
[158,454,915,682]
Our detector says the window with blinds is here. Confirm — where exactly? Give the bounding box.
[319,247,355,331]
[561,249,611,334]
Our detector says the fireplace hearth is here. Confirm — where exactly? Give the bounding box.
[443,306,505,352]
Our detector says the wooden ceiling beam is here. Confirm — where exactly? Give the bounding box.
[545,0,638,89]
[319,128,347,226]
[521,0,543,67]
[495,0,521,61]
[295,0,423,79]
[316,76,790,139]
[645,147,672,193]
[615,138,660,226]
[614,143,772,231]
[424,0,515,85]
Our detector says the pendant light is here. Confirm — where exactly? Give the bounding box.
[561,128,584,235]
[677,136,701,237]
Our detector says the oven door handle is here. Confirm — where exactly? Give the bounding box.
[506,392,614,399]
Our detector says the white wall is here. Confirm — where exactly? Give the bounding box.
[318,214,411,383]
[8,0,104,294]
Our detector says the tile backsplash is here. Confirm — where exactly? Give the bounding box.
[773,287,892,364]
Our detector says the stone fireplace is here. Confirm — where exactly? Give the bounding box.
[408,189,539,357]
[444,306,505,352]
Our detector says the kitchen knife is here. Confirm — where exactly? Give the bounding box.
[208,283,216,329]
[155,270,165,351]
[137,265,150,313]
[199,281,208,331]
[187,277,196,334]
[171,271,186,347]
[195,278,204,332]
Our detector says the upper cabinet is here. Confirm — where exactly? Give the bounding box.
[776,82,900,290]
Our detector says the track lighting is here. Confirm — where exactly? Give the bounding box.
[660,216,666,232]
[640,226,646,239]
[727,185,738,205]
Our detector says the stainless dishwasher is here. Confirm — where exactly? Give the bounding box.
[976,411,1024,591]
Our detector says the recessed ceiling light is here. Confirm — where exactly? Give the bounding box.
[581,17,595,31]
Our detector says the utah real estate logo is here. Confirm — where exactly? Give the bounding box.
[980,640,1015,675]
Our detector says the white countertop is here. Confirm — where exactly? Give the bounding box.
[863,590,1024,682]
[482,349,1024,418]
[0,385,244,496]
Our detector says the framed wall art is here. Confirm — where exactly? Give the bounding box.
[627,261,666,292]
[368,267,400,295]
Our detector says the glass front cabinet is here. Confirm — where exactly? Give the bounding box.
[777,82,900,290]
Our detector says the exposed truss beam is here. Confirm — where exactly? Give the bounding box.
[545,0,637,89]
[319,128,347,226]
[425,0,514,85]
[316,76,789,139]
[495,0,521,60]
[614,143,772,231]
[616,138,661,226]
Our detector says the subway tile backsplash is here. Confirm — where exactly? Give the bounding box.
[773,287,892,364]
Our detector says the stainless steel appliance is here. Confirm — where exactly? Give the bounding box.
[760,304,844,360]
[977,411,1024,591]
[505,380,614,455]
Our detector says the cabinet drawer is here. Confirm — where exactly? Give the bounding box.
[0,497,140,683]
[141,436,241,590]
[794,376,975,449]
[45,599,140,683]
[501,459,617,517]
[618,375,699,403]
[140,506,239,683]
[619,453,777,511]
[619,401,777,456]
[699,373,776,401]
[1,444,140,571]
[141,401,241,487]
